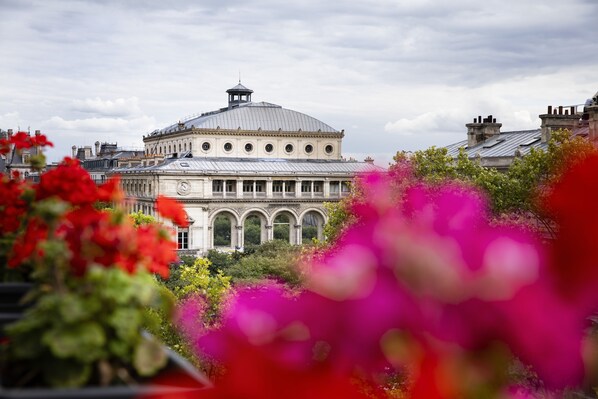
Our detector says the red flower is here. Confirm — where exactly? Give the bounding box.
[31,134,53,148]
[11,131,33,150]
[98,176,124,203]
[543,152,598,306]
[36,157,99,206]
[156,195,188,227]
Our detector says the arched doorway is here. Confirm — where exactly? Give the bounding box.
[213,212,235,249]
[273,213,291,243]
[301,211,324,244]
[244,214,262,247]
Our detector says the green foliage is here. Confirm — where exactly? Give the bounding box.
[213,215,231,246]
[323,200,353,243]
[146,257,231,367]
[128,210,157,227]
[5,267,169,388]
[244,216,262,246]
[225,240,302,286]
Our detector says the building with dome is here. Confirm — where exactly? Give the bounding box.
[112,82,382,255]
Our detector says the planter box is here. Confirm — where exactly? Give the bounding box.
[0,283,33,338]
[0,348,211,399]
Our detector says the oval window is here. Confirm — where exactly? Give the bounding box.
[325,144,333,154]
[202,142,211,151]
[285,144,294,153]
[224,142,233,151]
[245,143,254,152]
[265,143,274,153]
[305,144,313,154]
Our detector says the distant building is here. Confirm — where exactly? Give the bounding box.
[111,82,382,255]
[445,90,598,171]
[0,129,46,178]
[73,142,145,184]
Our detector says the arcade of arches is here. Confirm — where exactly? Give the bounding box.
[207,208,325,250]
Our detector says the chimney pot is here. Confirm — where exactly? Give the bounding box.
[478,115,482,123]
[548,105,552,114]
[493,118,496,123]
[35,130,40,136]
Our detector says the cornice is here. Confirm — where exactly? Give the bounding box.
[143,128,344,142]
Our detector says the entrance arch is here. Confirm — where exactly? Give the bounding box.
[301,210,325,243]
[211,210,240,250]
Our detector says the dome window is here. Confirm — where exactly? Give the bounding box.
[245,143,254,153]
[202,142,211,151]
[285,144,294,153]
[305,144,313,154]
[325,144,334,154]
[224,142,233,152]
[265,143,274,153]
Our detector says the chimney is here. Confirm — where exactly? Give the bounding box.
[95,141,101,156]
[588,92,598,141]
[34,130,40,136]
[466,115,502,146]
[7,129,13,138]
[71,145,77,158]
[364,156,374,165]
[540,104,580,142]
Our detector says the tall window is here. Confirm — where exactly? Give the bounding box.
[243,180,254,193]
[213,180,223,192]
[273,181,283,193]
[178,228,189,250]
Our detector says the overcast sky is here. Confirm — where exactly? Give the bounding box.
[1,0,597,166]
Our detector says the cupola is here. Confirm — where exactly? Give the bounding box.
[226,81,253,109]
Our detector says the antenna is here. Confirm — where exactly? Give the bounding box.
[239,70,241,84]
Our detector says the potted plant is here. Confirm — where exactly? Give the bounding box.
[0,133,209,396]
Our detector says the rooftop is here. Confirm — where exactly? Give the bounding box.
[445,129,545,159]
[114,156,383,175]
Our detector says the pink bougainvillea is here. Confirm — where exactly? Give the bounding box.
[175,153,598,397]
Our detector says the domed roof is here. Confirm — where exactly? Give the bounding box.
[161,101,339,134]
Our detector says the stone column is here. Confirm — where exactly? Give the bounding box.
[265,225,273,241]
[266,179,273,198]
[236,225,243,249]
[237,180,243,199]
[294,224,302,245]
[324,179,330,198]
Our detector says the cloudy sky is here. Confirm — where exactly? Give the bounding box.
[1,0,597,165]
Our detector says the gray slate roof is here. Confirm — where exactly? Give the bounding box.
[445,129,546,158]
[115,157,384,176]
[157,102,338,134]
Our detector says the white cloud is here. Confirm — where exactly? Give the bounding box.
[44,114,156,134]
[384,110,468,136]
[72,97,142,117]
[0,111,21,128]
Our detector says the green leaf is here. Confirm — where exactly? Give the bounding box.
[133,335,167,377]
[42,358,91,388]
[44,321,106,362]
[109,307,141,341]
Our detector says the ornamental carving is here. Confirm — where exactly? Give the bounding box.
[176,180,191,196]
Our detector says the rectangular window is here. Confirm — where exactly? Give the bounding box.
[226,180,236,192]
[243,180,254,192]
[301,181,312,193]
[255,181,265,192]
[273,181,283,192]
[330,181,340,194]
[286,181,296,193]
[178,228,189,250]
[313,181,324,193]
[341,181,351,193]
[213,180,223,192]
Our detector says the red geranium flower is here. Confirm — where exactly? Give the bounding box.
[156,195,188,227]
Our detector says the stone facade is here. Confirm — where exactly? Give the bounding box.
[114,83,381,255]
